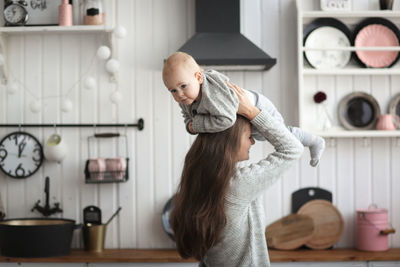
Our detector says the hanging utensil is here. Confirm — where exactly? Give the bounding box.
[106,207,122,225]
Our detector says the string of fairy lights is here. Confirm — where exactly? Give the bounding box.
[2,25,127,114]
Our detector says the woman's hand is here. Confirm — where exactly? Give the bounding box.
[227,81,260,120]
[188,121,196,134]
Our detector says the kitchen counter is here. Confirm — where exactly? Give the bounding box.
[0,248,399,263]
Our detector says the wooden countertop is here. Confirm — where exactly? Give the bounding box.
[0,248,399,263]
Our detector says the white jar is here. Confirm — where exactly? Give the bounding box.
[83,0,104,25]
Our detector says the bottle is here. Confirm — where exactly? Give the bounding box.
[59,0,73,26]
[83,0,104,25]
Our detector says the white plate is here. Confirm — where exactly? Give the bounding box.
[304,26,351,69]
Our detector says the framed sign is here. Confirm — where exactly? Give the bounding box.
[25,0,59,25]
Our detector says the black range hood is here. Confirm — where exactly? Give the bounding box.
[178,0,277,71]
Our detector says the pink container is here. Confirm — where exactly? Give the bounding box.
[88,158,106,180]
[356,204,396,251]
[376,114,396,130]
[106,157,127,180]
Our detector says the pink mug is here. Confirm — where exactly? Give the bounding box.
[376,114,396,130]
[88,158,106,180]
[106,157,127,180]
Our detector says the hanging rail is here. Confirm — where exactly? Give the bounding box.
[0,118,144,130]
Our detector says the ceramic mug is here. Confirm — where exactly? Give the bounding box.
[106,157,127,180]
[376,114,396,130]
[88,158,106,180]
[44,133,68,162]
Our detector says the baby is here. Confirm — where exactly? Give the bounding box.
[162,52,325,166]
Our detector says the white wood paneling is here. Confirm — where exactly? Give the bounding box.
[6,34,25,218]
[0,0,399,251]
[134,0,155,248]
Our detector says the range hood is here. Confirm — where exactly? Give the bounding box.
[178,0,277,71]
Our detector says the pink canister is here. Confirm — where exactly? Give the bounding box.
[356,204,396,251]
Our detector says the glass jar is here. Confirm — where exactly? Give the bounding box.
[83,0,104,25]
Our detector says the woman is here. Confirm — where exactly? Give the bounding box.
[170,83,304,267]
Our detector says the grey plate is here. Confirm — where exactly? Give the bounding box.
[388,93,400,129]
[338,92,381,130]
[162,197,175,241]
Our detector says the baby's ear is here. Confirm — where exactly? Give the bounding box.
[195,71,203,84]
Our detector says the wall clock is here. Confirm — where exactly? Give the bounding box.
[0,131,44,178]
[3,1,29,26]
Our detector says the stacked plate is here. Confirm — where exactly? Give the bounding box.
[162,197,175,241]
[338,92,381,130]
[389,93,400,128]
[304,18,352,69]
[353,18,400,68]
[304,17,400,69]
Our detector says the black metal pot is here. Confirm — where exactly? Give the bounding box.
[0,218,81,258]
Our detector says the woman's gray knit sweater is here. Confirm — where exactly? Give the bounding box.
[201,110,304,267]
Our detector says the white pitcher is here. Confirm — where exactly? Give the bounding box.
[44,133,68,163]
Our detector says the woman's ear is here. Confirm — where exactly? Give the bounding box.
[195,71,203,84]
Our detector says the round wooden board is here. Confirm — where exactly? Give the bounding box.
[297,199,344,249]
[265,214,315,250]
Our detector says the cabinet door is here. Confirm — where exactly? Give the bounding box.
[368,262,400,267]
[273,262,367,267]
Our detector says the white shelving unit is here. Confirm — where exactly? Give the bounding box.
[296,0,400,138]
[0,24,112,83]
[0,0,116,82]
[0,25,109,34]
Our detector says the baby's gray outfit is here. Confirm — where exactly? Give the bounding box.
[179,69,299,141]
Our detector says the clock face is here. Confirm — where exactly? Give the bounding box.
[0,132,43,179]
[3,3,28,25]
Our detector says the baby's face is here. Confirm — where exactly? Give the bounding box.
[163,67,202,106]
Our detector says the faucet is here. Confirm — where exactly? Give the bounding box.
[31,176,63,217]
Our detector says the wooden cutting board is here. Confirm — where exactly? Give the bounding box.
[265,214,315,250]
[297,199,344,249]
[291,187,332,213]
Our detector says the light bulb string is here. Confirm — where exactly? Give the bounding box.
[7,49,99,102]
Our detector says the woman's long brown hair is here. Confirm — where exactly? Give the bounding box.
[170,116,249,261]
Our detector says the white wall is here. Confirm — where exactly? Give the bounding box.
[0,0,399,250]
